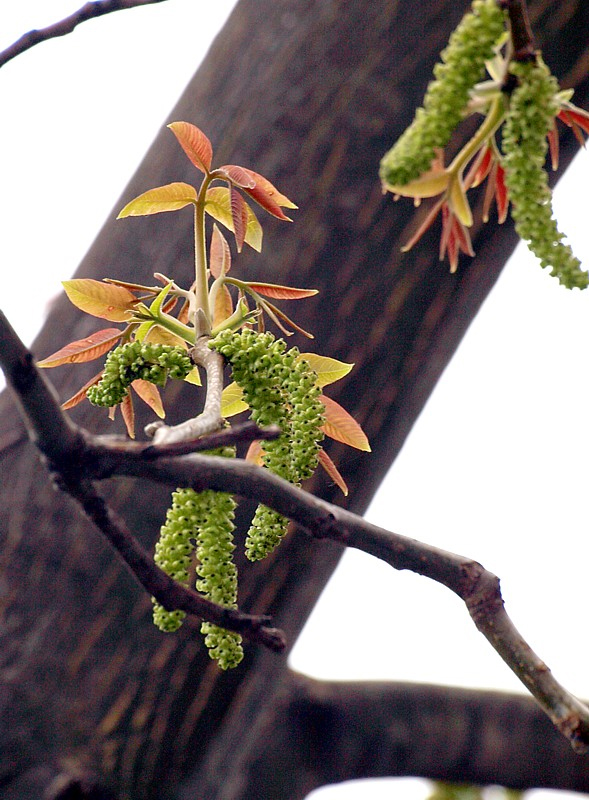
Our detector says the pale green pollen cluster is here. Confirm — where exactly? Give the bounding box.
[152,460,243,669]
[380,0,506,188]
[210,329,325,561]
[87,341,193,407]
[501,59,588,289]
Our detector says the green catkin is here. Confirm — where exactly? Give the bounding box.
[210,329,325,561]
[87,341,193,407]
[501,58,588,289]
[152,451,243,670]
[379,0,506,188]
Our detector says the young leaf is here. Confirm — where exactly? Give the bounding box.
[117,182,197,218]
[221,382,249,417]
[209,224,231,279]
[61,371,103,410]
[298,353,354,388]
[319,394,371,452]
[37,328,122,368]
[62,279,137,322]
[230,186,249,252]
[205,187,263,252]
[217,165,256,189]
[317,448,348,496]
[184,366,202,386]
[222,166,297,220]
[213,284,234,328]
[245,440,265,466]
[247,283,318,300]
[167,122,213,174]
[131,379,165,419]
[143,325,188,349]
[120,392,135,439]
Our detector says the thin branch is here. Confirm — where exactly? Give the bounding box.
[2,312,589,750]
[111,450,589,752]
[0,310,285,653]
[63,478,285,651]
[501,0,536,60]
[0,0,170,70]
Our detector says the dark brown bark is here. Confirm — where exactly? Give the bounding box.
[0,1,588,798]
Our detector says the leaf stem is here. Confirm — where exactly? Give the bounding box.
[194,179,212,336]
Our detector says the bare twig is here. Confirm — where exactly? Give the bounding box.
[501,0,536,60]
[0,0,170,70]
[2,311,589,750]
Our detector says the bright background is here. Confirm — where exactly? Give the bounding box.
[1,4,589,800]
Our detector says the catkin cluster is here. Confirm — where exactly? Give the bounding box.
[210,329,325,561]
[379,0,505,188]
[501,59,588,289]
[152,457,243,670]
[87,341,193,407]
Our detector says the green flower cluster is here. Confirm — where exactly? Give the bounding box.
[501,58,588,289]
[380,0,505,188]
[87,341,193,407]
[210,329,325,561]
[152,465,243,670]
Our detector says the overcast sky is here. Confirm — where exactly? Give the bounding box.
[2,4,589,800]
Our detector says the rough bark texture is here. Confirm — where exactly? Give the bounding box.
[0,1,588,798]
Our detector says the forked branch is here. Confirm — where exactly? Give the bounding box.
[2,309,589,751]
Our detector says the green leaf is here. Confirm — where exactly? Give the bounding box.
[117,182,197,217]
[299,353,354,388]
[62,279,137,322]
[221,382,249,417]
[205,187,263,252]
[184,366,202,386]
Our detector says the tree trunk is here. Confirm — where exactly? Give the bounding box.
[1,1,588,798]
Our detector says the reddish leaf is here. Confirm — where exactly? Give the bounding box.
[210,224,231,279]
[217,165,256,189]
[230,186,248,252]
[247,282,318,300]
[62,279,137,322]
[495,163,509,224]
[120,392,135,439]
[319,394,371,451]
[131,379,165,418]
[117,182,197,217]
[231,167,296,220]
[168,122,213,174]
[61,371,103,410]
[317,448,348,496]
[37,328,122,368]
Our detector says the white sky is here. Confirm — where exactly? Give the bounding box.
[2,4,589,800]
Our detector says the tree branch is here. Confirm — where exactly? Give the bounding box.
[2,309,589,751]
[0,310,285,653]
[238,673,589,798]
[0,0,170,70]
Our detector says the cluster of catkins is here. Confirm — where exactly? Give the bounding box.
[210,328,325,561]
[379,0,506,187]
[152,462,243,671]
[379,0,587,289]
[501,59,585,288]
[87,341,193,407]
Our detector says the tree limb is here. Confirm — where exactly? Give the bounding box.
[2,309,589,753]
[236,673,589,799]
[0,0,170,69]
